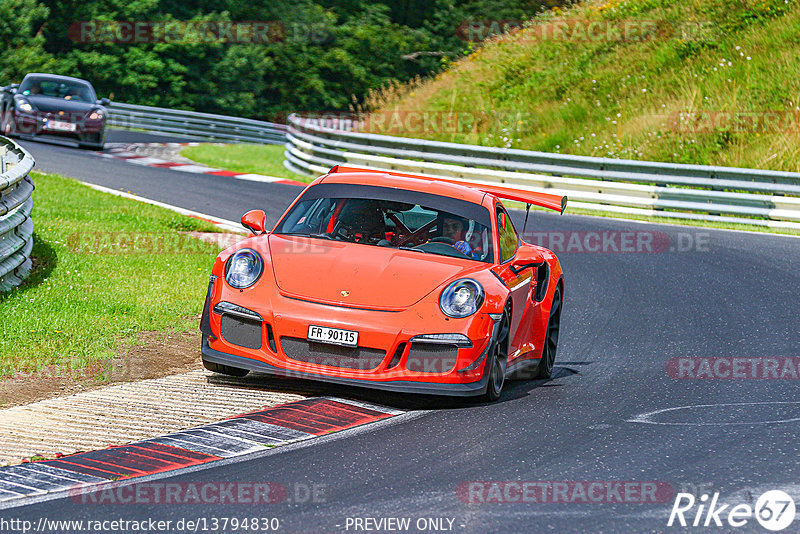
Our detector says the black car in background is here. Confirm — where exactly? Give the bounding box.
[1,73,109,150]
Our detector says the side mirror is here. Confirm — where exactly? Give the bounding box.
[510,247,545,274]
[241,209,267,235]
[99,97,110,106]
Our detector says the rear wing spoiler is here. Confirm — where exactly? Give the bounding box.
[328,165,567,214]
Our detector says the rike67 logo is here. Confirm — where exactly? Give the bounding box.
[668,490,796,531]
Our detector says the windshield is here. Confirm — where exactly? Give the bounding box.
[19,77,96,103]
[275,183,494,262]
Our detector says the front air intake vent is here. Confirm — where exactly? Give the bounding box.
[406,343,458,374]
[221,315,263,349]
[280,337,385,371]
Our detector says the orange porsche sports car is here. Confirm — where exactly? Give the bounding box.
[200,166,566,401]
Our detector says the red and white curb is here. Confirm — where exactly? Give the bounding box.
[97,143,306,187]
[0,397,402,506]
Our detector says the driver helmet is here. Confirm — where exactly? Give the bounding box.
[440,214,468,242]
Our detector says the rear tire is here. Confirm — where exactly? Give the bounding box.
[535,286,562,379]
[202,358,250,377]
[479,302,511,402]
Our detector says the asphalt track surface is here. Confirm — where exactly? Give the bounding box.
[6,131,800,532]
[20,130,302,227]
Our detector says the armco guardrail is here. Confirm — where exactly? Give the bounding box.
[0,136,34,291]
[285,114,800,230]
[107,102,287,144]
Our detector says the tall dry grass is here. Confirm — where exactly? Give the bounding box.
[359,0,800,171]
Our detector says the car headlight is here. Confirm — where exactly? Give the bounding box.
[225,248,263,289]
[17,100,33,113]
[88,109,104,120]
[439,279,484,318]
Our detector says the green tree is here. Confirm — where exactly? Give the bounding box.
[9,0,565,117]
[0,0,54,84]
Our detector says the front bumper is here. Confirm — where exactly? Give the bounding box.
[199,275,499,397]
[12,111,104,139]
[201,337,490,397]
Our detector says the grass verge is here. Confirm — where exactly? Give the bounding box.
[181,143,311,182]
[0,171,222,379]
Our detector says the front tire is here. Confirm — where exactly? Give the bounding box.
[480,302,511,402]
[202,358,250,377]
[535,286,562,379]
[78,130,105,150]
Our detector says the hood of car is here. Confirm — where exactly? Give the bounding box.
[268,234,476,309]
[22,95,96,114]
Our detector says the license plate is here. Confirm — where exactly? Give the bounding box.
[46,120,76,132]
[308,325,358,347]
